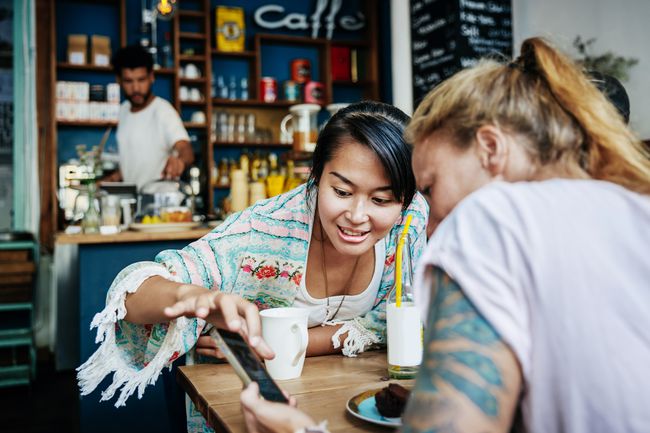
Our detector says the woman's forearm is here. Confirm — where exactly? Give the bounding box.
[124,275,207,324]
[306,324,347,356]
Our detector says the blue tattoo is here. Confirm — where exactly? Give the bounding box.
[446,351,503,386]
[401,267,509,432]
[437,369,499,417]
[436,316,501,344]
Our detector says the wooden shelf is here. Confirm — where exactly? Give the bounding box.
[212,50,256,59]
[180,32,206,40]
[183,122,208,128]
[213,184,230,189]
[57,62,112,72]
[57,120,117,127]
[211,98,297,108]
[180,100,207,106]
[178,10,204,18]
[180,77,206,84]
[56,63,176,77]
[179,55,206,62]
[331,39,370,48]
[332,79,374,86]
[213,141,292,148]
[257,34,328,47]
[154,67,176,75]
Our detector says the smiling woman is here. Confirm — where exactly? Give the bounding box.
[77,101,428,433]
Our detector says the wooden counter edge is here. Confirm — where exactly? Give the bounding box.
[55,228,212,245]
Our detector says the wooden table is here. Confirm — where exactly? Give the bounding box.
[177,350,414,432]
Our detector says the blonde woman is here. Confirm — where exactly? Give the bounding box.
[240,37,650,433]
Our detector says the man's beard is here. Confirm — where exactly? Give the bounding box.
[127,90,152,108]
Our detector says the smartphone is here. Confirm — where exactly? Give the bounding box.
[209,328,289,403]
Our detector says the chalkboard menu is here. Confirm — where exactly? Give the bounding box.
[410,0,513,107]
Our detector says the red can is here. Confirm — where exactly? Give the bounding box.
[304,81,324,104]
[291,59,311,84]
[260,77,277,103]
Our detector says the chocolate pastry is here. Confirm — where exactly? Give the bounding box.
[374,383,411,418]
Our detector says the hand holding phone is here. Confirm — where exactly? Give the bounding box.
[209,328,289,403]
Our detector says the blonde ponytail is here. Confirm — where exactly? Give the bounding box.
[406,37,650,194]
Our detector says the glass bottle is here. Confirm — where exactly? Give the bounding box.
[162,32,173,69]
[218,158,230,186]
[229,76,237,100]
[387,233,422,379]
[217,76,228,99]
[236,114,246,143]
[240,77,249,100]
[81,182,100,234]
[246,113,256,142]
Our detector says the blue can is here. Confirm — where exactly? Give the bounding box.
[283,80,301,102]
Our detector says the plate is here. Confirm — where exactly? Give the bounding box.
[130,222,200,232]
[346,387,405,427]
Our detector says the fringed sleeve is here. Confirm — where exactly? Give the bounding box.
[77,261,203,407]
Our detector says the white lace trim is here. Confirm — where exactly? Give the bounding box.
[326,318,380,357]
[76,262,198,407]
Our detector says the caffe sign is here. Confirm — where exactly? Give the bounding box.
[254,0,366,39]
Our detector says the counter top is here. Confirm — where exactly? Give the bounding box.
[55,227,212,245]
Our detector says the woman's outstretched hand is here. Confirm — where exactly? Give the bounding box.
[241,382,316,433]
[163,285,274,360]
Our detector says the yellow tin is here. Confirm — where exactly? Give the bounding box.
[216,6,245,52]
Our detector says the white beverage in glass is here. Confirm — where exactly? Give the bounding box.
[387,232,422,379]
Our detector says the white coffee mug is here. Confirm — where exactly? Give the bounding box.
[184,63,199,79]
[191,111,206,124]
[179,86,189,101]
[260,308,309,380]
[190,87,201,101]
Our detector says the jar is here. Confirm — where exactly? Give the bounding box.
[291,59,311,84]
[280,104,321,153]
[283,80,300,102]
[260,77,278,103]
[304,81,324,104]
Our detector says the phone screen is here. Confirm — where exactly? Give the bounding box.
[215,329,289,403]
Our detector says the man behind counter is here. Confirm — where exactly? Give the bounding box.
[104,44,194,189]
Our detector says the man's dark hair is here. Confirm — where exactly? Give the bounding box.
[112,44,154,76]
[308,101,416,209]
[589,70,631,124]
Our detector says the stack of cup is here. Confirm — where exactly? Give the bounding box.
[230,169,248,212]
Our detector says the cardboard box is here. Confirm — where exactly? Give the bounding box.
[67,34,87,65]
[215,6,245,52]
[91,35,111,66]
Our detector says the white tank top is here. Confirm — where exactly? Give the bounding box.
[293,235,385,327]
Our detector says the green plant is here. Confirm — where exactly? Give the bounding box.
[573,36,638,82]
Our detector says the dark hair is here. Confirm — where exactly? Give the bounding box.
[589,70,630,124]
[307,101,416,209]
[112,44,153,76]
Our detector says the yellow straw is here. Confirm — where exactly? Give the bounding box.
[395,214,413,308]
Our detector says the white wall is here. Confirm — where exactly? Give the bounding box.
[392,0,650,138]
[513,0,650,139]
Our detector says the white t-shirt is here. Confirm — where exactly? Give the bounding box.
[415,179,650,433]
[116,97,190,189]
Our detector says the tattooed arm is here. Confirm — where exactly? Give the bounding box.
[401,266,522,433]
